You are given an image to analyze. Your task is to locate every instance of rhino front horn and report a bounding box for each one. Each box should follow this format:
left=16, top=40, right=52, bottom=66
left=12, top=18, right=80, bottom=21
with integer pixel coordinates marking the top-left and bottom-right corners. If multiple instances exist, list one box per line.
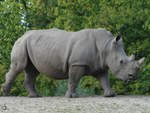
left=137, top=57, right=145, bottom=67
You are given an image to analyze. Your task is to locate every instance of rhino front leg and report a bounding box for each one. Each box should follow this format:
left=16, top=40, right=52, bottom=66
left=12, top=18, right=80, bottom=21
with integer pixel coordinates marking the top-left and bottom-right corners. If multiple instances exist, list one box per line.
left=65, top=66, right=85, bottom=98
left=95, top=71, right=116, bottom=97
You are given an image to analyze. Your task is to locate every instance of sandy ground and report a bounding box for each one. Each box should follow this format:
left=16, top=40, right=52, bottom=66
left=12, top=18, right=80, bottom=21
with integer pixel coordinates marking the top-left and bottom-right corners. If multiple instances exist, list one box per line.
left=0, top=96, right=149, bottom=113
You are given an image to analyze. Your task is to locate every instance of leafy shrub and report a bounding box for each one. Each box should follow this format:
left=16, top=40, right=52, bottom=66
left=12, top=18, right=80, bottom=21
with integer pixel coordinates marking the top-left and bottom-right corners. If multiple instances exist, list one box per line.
left=36, top=75, right=58, bottom=96
left=55, top=76, right=103, bottom=96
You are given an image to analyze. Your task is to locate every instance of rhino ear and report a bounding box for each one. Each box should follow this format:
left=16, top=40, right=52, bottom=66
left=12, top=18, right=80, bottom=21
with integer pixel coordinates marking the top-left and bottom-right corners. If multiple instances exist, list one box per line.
left=116, top=35, right=122, bottom=42
left=112, top=35, right=122, bottom=44
left=137, top=57, right=145, bottom=67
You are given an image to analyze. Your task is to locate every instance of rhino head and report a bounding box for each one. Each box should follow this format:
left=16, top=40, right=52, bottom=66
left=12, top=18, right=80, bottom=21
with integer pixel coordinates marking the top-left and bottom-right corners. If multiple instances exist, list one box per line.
left=106, top=35, right=145, bottom=83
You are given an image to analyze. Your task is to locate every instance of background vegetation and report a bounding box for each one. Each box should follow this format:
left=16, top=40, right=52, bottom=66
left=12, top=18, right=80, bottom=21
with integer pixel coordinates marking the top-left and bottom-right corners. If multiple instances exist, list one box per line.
left=0, top=0, right=150, bottom=96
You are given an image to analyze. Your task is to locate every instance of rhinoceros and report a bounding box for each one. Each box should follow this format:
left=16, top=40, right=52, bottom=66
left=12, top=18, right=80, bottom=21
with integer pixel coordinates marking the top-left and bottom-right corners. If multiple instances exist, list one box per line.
left=2, top=28, right=145, bottom=98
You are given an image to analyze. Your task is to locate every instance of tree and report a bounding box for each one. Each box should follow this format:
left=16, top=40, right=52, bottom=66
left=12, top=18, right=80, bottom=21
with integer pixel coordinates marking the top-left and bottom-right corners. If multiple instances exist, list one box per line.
left=0, top=0, right=150, bottom=96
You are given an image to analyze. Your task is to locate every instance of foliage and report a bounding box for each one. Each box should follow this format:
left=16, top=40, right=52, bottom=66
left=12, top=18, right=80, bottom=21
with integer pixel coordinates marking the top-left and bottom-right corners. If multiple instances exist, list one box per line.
left=55, top=77, right=103, bottom=96
left=0, top=0, right=150, bottom=96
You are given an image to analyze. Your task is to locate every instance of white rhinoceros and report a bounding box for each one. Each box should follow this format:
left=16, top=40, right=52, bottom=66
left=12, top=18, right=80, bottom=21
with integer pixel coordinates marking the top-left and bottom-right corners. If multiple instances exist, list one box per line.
left=2, top=28, right=145, bottom=97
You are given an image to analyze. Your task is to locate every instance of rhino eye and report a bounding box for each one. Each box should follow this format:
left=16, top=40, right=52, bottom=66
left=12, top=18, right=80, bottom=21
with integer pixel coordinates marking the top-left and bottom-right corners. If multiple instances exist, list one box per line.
left=120, top=60, right=124, bottom=64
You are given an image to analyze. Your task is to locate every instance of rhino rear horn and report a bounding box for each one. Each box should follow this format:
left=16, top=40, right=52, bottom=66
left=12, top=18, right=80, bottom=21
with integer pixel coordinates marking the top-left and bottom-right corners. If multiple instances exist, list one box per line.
left=137, top=57, right=145, bottom=67
left=129, top=54, right=135, bottom=61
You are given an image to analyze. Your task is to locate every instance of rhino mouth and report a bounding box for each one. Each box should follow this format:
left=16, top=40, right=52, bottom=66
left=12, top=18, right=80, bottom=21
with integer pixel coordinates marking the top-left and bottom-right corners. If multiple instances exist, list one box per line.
left=124, top=78, right=137, bottom=83
left=123, top=73, right=138, bottom=83
left=124, top=79, right=133, bottom=83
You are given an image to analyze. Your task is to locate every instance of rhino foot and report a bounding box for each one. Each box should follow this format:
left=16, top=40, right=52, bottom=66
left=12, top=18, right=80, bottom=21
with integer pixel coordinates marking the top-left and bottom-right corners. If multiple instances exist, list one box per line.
left=1, top=83, right=11, bottom=96
left=29, top=93, right=42, bottom=98
left=104, top=89, right=116, bottom=97
left=65, top=91, right=78, bottom=98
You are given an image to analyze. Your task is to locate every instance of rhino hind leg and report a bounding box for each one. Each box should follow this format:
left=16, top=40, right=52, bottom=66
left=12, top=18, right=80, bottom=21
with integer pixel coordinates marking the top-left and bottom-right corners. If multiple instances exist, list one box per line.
left=2, top=62, right=24, bottom=96
left=65, top=66, right=85, bottom=98
left=23, top=60, right=41, bottom=97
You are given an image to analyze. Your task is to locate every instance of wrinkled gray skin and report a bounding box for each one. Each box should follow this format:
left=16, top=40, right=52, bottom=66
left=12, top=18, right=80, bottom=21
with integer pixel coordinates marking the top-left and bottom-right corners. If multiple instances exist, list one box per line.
left=2, top=28, right=145, bottom=98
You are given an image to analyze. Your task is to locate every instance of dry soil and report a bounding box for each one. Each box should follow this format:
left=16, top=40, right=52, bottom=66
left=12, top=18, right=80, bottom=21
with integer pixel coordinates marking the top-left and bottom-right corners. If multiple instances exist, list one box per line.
left=0, top=96, right=150, bottom=113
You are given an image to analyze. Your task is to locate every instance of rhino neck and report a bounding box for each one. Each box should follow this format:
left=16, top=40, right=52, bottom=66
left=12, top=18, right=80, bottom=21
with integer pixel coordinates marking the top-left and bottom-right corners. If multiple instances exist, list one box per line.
left=94, top=29, right=113, bottom=70
left=97, top=38, right=112, bottom=70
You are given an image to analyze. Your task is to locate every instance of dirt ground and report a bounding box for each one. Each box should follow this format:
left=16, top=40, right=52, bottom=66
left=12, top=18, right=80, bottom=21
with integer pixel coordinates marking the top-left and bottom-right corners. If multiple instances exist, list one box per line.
left=0, top=96, right=149, bottom=113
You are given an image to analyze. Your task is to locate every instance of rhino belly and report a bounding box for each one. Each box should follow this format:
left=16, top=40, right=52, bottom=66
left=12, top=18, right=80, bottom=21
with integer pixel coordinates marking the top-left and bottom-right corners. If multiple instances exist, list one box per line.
left=32, top=58, right=68, bottom=79
left=41, top=67, right=68, bottom=79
